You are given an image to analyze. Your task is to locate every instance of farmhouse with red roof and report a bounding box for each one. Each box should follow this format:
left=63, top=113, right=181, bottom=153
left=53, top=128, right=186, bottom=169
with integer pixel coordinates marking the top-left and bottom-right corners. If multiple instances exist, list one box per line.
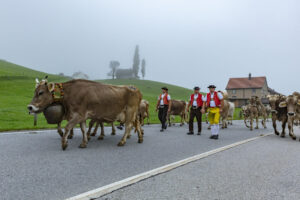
left=226, top=73, right=271, bottom=107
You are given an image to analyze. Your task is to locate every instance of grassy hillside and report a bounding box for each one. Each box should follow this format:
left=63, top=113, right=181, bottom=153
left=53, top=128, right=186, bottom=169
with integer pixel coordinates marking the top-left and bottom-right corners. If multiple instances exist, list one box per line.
left=0, top=60, right=69, bottom=131
left=0, top=60, right=242, bottom=131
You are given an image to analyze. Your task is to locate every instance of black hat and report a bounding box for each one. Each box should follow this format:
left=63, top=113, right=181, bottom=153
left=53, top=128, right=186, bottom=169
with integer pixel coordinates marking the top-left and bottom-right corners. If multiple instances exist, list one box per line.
left=161, top=87, right=168, bottom=91
left=194, top=86, right=200, bottom=90
left=208, top=85, right=216, bottom=88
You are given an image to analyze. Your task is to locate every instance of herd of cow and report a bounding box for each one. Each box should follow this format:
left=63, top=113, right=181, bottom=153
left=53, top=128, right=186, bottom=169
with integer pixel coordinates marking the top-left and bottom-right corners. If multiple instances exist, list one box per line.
left=27, top=78, right=300, bottom=151
left=266, top=92, right=300, bottom=141
left=241, top=92, right=300, bottom=141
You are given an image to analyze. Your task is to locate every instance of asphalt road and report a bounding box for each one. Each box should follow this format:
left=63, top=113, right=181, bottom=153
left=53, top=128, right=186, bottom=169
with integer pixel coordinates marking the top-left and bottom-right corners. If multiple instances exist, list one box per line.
left=0, top=120, right=293, bottom=200
left=99, top=133, right=300, bottom=200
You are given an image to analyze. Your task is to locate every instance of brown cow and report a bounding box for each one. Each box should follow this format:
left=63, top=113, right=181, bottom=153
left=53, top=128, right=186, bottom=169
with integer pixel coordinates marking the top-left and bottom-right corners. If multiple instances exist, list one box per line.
left=279, top=93, right=300, bottom=140
left=248, top=97, right=259, bottom=131
left=167, top=100, right=187, bottom=126
left=28, top=79, right=143, bottom=150
left=241, top=104, right=251, bottom=128
left=254, top=96, right=267, bottom=129
left=220, top=100, right=230, bottom=129
left=267, top=94, right=287, bottom=137
left=139, top=99, right=150, bottom=126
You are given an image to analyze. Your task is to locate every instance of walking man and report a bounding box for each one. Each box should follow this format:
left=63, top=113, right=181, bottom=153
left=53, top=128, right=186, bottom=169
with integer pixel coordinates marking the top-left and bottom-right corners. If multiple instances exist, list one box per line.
left=201, top=85, right=224, bottom=139
left=187, top=86, right=205, bottom=135
left=156, top=87, right=171, bottom=132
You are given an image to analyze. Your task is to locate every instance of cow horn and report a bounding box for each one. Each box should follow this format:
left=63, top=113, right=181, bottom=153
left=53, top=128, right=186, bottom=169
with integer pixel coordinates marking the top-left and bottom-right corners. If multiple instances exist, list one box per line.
left=35, top=78, right=40, bottom=88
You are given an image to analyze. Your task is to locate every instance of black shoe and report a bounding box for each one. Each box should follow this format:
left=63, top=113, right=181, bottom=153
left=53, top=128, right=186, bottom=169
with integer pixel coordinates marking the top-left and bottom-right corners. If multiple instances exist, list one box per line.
left=214, top=135, right=219, bottom=140
left=187, top=132, right=194, bottom=135
left=160, top=129, right=164, bottom=132
left=210, top=135, right=215, bottom=139
left=197, top=132, right=201, bottom=135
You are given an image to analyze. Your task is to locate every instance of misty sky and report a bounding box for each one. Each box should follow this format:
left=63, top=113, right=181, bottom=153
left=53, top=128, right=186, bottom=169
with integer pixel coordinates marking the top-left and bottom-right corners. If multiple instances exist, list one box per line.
left=0, top=0, right=299, bottom=94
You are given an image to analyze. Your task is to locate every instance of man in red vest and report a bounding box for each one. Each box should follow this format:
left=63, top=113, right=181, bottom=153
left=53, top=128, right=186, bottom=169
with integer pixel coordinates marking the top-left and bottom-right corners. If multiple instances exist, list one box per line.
left=202, top=85, right=224, bottom=139
left=156, top=87, right=171, bottom=132
left=187, top=86, right=205, bottom=135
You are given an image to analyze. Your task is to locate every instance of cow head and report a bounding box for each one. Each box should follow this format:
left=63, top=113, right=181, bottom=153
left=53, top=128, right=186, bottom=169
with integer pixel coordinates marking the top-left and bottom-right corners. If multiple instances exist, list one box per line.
left=249, top=97, right=256, bottom=105
left=241, top=105, right=249, bottom=115
left=27, top=77, right=55, bottom=114
left=279, top=95, right=299, bottom=117
left=267, top=94, right=279, bottom=114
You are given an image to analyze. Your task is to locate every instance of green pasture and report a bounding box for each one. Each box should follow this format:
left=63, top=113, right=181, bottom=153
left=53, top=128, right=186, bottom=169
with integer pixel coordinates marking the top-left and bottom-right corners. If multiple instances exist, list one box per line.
left=0, top=60, right=242, bottom=131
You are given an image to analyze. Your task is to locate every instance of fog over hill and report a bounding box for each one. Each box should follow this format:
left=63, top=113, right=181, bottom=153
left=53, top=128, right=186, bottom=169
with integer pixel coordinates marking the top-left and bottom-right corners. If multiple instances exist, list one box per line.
left=1, top=0, right=300, bottom=94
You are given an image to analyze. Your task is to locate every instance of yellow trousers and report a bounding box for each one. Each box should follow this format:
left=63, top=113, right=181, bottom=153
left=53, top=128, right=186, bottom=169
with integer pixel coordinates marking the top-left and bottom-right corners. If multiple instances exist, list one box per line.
left=208, top=107, right=220, bottom=125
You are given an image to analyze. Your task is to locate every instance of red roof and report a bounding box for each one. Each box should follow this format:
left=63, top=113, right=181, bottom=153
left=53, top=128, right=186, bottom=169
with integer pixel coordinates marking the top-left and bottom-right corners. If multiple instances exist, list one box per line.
left=226, top=76, right=267, bottom=89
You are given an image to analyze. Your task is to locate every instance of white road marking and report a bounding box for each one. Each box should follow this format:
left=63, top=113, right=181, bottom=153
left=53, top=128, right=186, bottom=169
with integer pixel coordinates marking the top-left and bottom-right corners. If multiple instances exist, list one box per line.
left=65, top=133, right=272, bottom=200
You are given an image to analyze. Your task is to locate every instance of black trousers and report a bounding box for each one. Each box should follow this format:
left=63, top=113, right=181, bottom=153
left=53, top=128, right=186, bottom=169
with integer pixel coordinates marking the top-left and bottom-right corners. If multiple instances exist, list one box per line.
left=158, top=105, right=168, bottom=129
left=189, top=107, right=202, bottom=133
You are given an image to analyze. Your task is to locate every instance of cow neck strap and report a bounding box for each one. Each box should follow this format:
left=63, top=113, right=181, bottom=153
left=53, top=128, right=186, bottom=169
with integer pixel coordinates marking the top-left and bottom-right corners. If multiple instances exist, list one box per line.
left=52, top=83, right=64, bottom=102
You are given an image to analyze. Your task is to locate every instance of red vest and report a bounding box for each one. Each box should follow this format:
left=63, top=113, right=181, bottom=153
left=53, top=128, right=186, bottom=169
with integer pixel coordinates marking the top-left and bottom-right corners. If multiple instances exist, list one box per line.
left=159, top=93, right=169, bottom=105
left=206, top=92, right=221, bottom=107
left=190, top=93, right=203, bottom=107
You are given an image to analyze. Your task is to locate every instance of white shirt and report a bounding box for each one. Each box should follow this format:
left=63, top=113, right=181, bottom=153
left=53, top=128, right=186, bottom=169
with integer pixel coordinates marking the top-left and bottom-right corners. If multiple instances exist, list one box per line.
left=159, top=93, right=171, bottom=105
left=190, top=94, right=206, bottom=107
left=203, top=92, right=223, bottom=107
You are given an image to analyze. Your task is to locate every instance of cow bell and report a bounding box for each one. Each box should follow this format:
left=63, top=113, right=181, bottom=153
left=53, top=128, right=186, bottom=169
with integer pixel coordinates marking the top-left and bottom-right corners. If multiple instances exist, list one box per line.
left=43, top=104, right=65, bottom=124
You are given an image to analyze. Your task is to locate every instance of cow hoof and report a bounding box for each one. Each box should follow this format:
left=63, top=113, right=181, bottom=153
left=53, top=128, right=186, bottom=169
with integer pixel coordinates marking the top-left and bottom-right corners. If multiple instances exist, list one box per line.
left=280, top=135, right=285, bottom=138
left=147, top=123, right=150, bottom=125
left=255, top=127, right=259, bottom=129
left=91, top=133, right=96, bottom=137
left=111, top=132, right=116, bottom=136
left=98, top=136, right=104, bottom=140
left=127, top=135, right=131, bottom=139
left=62, top=142, right=68, bottom=151
left=275, top=132, right=279, bottom=135
left=118, top=141, right=125, bottom=146
left=79, top=143, right=87, bottom=148
left=250, top=129, right=253, bottom=131
left=138, top=138, right=143, bottom=143
left=87, top=136, right=91, bottom=141
left=68, top=135, right=73, bottom=139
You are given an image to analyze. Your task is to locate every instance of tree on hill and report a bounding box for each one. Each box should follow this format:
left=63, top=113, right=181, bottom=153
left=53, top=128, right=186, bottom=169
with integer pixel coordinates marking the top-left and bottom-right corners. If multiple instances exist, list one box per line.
left=141, top=59, right=146, bottom=79
left=107, top=60, right=120, bottom=79
left=132, top=45, right=140, bottom=78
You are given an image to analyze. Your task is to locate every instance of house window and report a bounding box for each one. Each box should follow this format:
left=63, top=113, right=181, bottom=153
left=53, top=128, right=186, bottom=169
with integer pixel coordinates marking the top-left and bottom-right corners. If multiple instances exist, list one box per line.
left=252, top=89, right=256, bottom=94
left=232, top=90, right=236, bottom=94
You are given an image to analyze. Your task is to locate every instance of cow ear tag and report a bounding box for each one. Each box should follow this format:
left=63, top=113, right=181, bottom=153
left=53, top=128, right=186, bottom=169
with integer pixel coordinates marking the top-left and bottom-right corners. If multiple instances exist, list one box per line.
left=279, top=102, right=287, bottom=108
